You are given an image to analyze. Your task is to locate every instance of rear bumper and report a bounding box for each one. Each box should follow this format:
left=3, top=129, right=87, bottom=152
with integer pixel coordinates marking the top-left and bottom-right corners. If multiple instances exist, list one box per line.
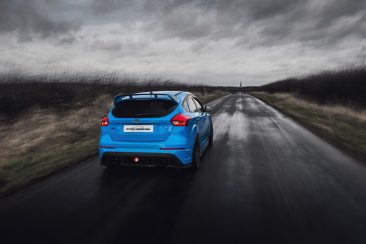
left=101, top=152, right=191, bottom=168
left=99, top=146, right=193, bottom=166
left=99, top=124, right=195, bottom=167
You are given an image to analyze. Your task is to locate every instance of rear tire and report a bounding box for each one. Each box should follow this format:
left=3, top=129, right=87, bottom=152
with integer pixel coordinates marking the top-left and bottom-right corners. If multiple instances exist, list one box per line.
left=192, top=139, right=201, bottom=169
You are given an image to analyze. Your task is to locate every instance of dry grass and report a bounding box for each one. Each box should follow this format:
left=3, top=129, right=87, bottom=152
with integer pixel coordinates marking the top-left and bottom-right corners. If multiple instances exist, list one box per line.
left=0, top=90, right=228, bottom=196
left=0, top=95, right=111, bottom=194
left=252, top=92, right=366, bottom=162
left=269, top=93, right=366, bottom=122
left=195, top=90, right=228, bottom=104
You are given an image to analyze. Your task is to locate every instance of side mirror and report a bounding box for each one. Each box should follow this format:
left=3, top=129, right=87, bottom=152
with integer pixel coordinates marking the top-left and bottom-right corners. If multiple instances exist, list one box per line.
left=204, top=105, right=213, bottom=112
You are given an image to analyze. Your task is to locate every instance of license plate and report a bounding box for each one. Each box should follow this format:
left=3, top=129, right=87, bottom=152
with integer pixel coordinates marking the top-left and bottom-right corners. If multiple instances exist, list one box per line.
left=123, top=125, right=153, bottom=133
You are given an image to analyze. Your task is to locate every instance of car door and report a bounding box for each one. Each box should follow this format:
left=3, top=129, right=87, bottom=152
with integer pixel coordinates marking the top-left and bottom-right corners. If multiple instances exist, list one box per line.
left=186, top=96, right=204, bottom=145
left=193, top=97, right=210, bottom=147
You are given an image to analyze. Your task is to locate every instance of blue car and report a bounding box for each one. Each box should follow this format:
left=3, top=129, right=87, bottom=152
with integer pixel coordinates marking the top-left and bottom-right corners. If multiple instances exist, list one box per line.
left=99, top=91, right=213, bottom=169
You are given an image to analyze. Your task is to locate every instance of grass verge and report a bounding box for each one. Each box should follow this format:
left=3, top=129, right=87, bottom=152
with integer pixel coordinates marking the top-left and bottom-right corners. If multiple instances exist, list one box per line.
left=0, top=90, right=228, bottom=197
left=251, top=92, right=366, bottom=163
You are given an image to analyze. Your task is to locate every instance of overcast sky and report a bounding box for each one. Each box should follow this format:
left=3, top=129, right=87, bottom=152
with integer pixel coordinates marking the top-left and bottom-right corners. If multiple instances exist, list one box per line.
left=0, top=0, right=365, bottom=86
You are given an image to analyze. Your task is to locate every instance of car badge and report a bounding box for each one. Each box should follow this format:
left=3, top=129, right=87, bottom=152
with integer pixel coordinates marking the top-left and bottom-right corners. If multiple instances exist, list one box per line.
left=134, top=119, right=140, bottom=123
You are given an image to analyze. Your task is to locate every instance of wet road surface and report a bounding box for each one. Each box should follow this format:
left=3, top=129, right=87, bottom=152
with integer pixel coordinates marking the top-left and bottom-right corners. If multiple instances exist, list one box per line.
left=1, top=94, right=366, bottom=244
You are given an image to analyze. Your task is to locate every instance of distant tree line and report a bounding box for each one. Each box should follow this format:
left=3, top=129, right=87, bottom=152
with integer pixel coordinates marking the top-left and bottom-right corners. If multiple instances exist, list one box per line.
left=259, top=66, right=366, bottom=108
left=0, top=71, right=237, bottom=118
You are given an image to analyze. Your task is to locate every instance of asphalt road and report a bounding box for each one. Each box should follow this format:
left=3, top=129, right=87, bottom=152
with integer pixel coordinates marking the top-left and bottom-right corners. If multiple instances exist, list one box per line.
left=1, top=93, right=366, bottom=244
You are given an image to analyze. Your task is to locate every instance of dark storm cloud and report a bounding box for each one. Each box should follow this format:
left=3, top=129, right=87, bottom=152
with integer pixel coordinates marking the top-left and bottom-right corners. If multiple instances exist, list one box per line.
left=2, top=0, right=365, bottom=46
left=91, top=0, right=136, bottom=15
left=244, top=0, right=304, bottom=19
left=0, top=0, right=80, bottom=40
left=315, top=0, right=366, bottom=27
left=266, top=0, right=366, bottom=45
left=0, top=0, right=365, bottom=85
left=139, top=0, right=366, bottom=47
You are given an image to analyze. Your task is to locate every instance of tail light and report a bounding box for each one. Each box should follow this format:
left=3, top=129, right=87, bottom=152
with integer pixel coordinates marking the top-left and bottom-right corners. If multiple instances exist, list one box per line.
left=171, top=114, right=191, bottom=126
left=101, top=116, right=109, bottom=126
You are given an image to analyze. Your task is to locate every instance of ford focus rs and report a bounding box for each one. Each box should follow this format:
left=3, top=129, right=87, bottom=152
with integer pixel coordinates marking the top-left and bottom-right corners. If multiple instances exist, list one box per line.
left=98, top=91, right=213, bottom=169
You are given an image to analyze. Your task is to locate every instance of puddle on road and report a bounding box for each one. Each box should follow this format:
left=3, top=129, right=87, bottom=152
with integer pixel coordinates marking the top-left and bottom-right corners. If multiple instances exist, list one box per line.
left=213, top=111, right=249, bottom=145
left=236, top=97, right=244, bottom=111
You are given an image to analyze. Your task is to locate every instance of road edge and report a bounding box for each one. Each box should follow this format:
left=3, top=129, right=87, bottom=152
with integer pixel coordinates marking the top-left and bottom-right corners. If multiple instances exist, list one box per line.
left=250, top=93, right=366, bottom=164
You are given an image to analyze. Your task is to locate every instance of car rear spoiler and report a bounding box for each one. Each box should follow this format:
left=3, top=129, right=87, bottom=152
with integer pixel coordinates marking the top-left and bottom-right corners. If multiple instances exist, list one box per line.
left=114, top=93, right=178, bottom=105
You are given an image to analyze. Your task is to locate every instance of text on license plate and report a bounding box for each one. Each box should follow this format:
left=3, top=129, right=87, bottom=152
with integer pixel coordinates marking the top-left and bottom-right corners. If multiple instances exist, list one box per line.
left=123, top=125, right=154, bottom=133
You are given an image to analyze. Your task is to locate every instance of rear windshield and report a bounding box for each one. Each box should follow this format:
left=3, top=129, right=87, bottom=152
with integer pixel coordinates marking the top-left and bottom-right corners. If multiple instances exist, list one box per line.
left=112, top=99, right=177, bottom=118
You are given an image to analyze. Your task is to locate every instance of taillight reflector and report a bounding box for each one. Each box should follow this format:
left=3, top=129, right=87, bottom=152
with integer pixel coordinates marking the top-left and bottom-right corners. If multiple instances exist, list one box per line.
left=171, top=114, right=191, bottom=126
left=101, top=116, right=109, bottom=126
